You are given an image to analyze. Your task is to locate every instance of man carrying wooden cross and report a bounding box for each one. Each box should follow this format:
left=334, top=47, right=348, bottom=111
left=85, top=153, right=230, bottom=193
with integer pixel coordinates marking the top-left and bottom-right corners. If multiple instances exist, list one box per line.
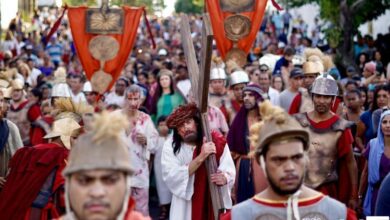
left=161, top=103, right=235, bottom=220
left=160, top=13, right=235, bottom=220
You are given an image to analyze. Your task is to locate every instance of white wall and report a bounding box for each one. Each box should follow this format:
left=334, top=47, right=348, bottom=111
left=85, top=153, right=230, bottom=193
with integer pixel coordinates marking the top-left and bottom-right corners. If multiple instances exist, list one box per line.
left=359, top=10, right=390, bottom=37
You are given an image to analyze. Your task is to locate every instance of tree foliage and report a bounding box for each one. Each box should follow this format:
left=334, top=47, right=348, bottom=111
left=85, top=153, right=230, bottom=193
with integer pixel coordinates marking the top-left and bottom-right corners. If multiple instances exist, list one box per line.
left=287, top=0, right=390, bottom=67
left=175, top=0, right=204, bottom=14
left=287, top=0, right=390, bottom=31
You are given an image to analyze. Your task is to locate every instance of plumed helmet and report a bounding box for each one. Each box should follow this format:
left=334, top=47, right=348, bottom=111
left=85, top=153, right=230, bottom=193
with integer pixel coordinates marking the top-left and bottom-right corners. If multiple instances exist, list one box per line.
left=210, top=68, right=227, bottom=80
left=302, top=61, right=324, bottom=75
left=52, top=83, right=72, bottom=98
left=250, top=101, right=309, bottom=162
left=43, top=118, right=81, bottom=149
left=229, top=70, right=249, bottom=87
left=311, top=73, right=338, bottom=96
left=63, top=111, right=133, bottom=176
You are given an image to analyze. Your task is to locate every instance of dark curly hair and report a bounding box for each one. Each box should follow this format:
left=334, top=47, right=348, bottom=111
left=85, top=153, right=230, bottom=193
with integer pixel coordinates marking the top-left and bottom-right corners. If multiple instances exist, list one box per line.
left=172, top=114, right=204, bottom=155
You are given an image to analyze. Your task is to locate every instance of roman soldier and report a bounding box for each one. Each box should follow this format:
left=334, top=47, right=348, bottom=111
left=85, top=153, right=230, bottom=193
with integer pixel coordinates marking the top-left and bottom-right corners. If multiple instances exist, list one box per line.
left=289, top=48, right=342, bottom=115
left=60, top=111, right=149, bottom=220
left=220, top=70, right=249, bottom=125
left=0, top=117, right=81, bottom=219
left=222, top=101, right=357, bottom=220
left=293, top=74, right=358, bottom=208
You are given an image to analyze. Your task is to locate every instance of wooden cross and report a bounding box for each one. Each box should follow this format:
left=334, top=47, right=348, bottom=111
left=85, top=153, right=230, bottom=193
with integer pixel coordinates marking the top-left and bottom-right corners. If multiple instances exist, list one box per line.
left=180, top=14, right=226, bottom=219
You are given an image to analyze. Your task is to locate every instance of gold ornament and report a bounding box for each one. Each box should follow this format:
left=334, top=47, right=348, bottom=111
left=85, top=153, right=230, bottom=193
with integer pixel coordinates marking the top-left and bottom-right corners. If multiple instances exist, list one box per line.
left=88, top=36, right=119, bottom=94
left=220, top=0, right=255, bottom=13
left=86, top=9, right=124, bottom=34
left=224, top=14, right=251, bottom=41
left=225, top=48, right=247, bottom=67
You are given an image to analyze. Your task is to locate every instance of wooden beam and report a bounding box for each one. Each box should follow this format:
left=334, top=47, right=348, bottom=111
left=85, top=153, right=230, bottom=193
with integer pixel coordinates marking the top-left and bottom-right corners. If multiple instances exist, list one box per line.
left=199, top=13, right=226, bottom=220
left=180, top=12, right=226, bottom=220
left=180, top=14, right=200, bottom=103
left=199, top=13, right=214, bottom=114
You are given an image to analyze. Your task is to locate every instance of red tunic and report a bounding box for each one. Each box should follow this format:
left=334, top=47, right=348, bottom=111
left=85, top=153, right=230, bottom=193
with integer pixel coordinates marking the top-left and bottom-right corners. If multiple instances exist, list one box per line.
left=0, top=143, right=69, bottom=220
left=305, top=114, right=354, bottom=204
left=192, top=131, right=226, bottom=220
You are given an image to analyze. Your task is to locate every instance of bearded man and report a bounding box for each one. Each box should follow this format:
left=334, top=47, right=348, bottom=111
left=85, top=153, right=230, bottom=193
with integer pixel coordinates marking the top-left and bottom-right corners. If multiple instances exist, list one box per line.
left=161, top=103, right=235, bottom=220
left=222, top=101, right=357, bottom=220
left=227, top=84, right=268, bottom=203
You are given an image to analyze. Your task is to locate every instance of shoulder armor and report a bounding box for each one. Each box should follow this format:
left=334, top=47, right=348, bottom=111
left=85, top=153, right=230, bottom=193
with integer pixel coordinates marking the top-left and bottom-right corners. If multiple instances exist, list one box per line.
left=331, top=117, right=354, bottom=132
left=293, top=113, right=310, bottom=127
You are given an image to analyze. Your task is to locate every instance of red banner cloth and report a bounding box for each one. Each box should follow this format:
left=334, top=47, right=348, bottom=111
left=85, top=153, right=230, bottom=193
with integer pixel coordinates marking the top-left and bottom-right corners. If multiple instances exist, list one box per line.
left=67, top=6, right=143, bottom=92
left=206, top=0, right=268, bottom=59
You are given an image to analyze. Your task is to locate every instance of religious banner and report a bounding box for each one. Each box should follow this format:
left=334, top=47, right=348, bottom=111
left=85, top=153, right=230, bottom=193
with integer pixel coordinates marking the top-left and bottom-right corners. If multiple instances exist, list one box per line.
left=67, top=5, right=143, bottom=93
left=206, top=0, right=282, bottom=67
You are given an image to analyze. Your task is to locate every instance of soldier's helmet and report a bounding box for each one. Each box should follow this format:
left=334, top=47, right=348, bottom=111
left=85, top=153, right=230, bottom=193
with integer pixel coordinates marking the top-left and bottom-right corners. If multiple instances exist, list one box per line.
left=311, top=73, right=338, bottom=96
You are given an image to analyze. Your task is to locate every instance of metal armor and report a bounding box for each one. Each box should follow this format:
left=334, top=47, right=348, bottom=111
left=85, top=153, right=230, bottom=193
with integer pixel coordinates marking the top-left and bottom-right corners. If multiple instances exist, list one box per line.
left=298, top=88, right=314, bottom=114
left=294, top=113, right=352, bottom=188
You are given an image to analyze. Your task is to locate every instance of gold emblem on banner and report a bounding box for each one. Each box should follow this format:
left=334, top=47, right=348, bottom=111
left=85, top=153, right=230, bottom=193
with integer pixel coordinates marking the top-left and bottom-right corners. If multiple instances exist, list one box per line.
left=220, top=0, right=254, bottom=13
left=225, top=47, right=247, bottom=67
left=224, top=14, right=251, bottom=41
left=88, top=36, right=120, bottom=93
left=86, top=3, right=124, bottom=34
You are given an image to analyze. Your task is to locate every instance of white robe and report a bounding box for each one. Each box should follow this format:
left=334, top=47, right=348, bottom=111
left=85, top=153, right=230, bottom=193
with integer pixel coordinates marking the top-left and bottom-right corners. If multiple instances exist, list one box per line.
left=123, top=111, right=158, bottom=189
left=152, top=135, right=172, bottom=205
left=161, top=137, right=236, bottom=220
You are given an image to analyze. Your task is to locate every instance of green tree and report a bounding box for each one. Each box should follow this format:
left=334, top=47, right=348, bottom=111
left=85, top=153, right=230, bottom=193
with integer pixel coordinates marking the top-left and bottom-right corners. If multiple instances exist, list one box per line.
left=175, top=0, right=204, bottom=14
left=287, top=0, right=390, bottom=68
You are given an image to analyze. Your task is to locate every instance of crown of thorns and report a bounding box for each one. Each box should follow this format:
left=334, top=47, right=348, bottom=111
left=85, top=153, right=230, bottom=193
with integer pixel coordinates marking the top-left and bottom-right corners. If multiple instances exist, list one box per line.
left=166, top=103, right=199, bottom=129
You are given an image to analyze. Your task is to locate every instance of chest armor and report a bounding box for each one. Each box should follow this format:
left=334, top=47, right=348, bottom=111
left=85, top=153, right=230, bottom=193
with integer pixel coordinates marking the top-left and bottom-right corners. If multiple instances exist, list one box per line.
left=7, top=105, right=30, bottom=143
left=306, top=129, right=341, bottom=188
left=294, top=113, right=352, bottom=189
left=299, top=89, right=314, bottom=113
left=232, top=196, right=347, bottom=220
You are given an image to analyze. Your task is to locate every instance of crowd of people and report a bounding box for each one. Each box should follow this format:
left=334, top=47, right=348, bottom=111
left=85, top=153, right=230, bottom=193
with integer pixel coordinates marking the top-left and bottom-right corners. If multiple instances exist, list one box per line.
left=1, top=5, right=390, bottom=220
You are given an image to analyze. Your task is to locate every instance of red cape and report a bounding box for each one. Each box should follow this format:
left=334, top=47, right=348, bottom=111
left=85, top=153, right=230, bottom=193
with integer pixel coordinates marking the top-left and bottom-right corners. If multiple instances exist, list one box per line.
left=0, top=143, right=69, bottom=220
left=30, top=116, right=54, bottom=146
left=192, top=131, right=226, bottom=220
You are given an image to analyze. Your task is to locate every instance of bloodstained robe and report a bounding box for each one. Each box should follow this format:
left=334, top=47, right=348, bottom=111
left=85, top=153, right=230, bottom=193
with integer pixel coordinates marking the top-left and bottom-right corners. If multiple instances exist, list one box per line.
left=0, top=143, right=69, bottom=220
left=297, top=113, right=355, bottom=205
left=161, top=131, right=235, bottom=220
